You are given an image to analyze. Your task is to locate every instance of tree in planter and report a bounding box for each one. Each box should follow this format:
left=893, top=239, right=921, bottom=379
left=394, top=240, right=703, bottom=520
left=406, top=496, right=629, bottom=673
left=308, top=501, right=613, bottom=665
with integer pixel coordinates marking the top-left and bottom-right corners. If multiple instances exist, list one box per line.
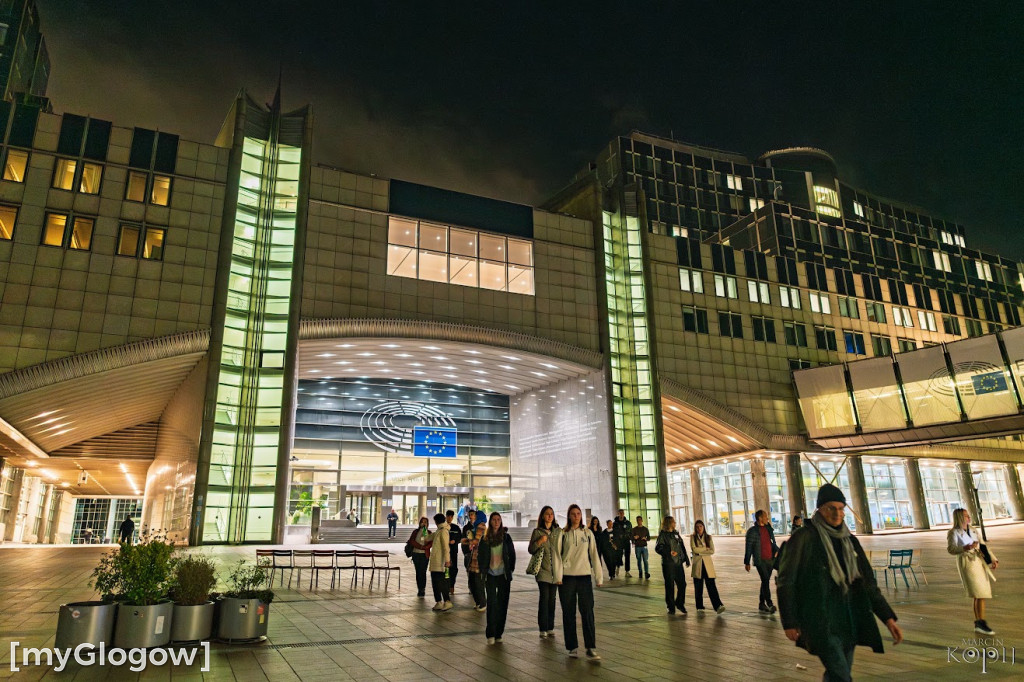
left=172, top=555, right=218, bottom=606
left=91, top=531, right=177, bottom=605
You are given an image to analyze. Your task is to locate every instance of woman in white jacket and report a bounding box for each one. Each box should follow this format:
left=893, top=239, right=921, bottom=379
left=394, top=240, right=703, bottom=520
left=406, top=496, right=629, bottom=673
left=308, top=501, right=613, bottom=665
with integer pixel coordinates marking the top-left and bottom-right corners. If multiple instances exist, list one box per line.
left=551, top=504, right=603, bottom=661
left=947, top=507, right=999, bottom=635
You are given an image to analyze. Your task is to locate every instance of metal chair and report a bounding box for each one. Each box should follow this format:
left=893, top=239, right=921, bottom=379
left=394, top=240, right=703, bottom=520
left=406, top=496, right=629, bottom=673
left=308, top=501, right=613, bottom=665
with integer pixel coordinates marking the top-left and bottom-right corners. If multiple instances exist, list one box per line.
left=867, top=549, right=889, bottom=582
left=310, top=550, right=336, bottom=590
left=371, top=550, right=401, bottom=589
left=354, top=550, right=376, bottom=587
left=256, top=549, right=273, bottom=583
left=271, top=550, right=293, bottom=588
left=908, top=548, right=928, bottom=585
left=885, top=549, right=915, bottom=588
left=290, top=550, right=314, bottom=589
left=333, top=549, right=358, bottom=588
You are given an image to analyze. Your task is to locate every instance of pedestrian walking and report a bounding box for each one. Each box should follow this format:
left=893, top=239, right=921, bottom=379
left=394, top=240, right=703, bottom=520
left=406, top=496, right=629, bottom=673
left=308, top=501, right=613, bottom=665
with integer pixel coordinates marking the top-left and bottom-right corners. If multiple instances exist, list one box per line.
left=118, top=515, right=135, bottom=544
left=690, top=520, right=725, bottom=614
left=947, top=507, right=999, bottom=635
left=590, top=517, right=617, bottom=579
left=478, top=512, right=516, bottom=644
left=387, top=508, right=398, bottom=538
left=654, top=515, right=690, bottom=614
left=463, top=520, right=487, bottom=611
left=407, top=517, right=432, bottom=597
left=83, top=528, right=93, bottom=544
left=552, top=504, right=603, bottom=661
left=778, top=484, right=903, bottom=682
left=446, top=510, right=462, bottom=595
left=792, top=515, right=803, bottom=529
left=744, top=509, right=779, bottom=613
left=528, top=505, right=560, bottom=638
left=612, top=509, right=633, bottom=577
left=427, top=513, right=452, bottom=612
left=632, top=516, right=651, bottom=579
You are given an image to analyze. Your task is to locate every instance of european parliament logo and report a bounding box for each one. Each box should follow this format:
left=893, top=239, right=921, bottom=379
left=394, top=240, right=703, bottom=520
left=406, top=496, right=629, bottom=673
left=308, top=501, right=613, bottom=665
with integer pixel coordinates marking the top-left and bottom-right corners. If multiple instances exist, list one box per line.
left=413, top=426, right=457, bottom=458
left=971, top=371, right=1008, bottom=395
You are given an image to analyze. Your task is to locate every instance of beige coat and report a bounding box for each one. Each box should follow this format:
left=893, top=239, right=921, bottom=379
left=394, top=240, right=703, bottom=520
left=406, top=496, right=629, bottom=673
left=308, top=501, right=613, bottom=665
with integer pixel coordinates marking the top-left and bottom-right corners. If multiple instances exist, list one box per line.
left=690, top=533, right=717, bottom=579
left=947, top=526, right=997, bottom=599
left=428, top=523, right=450, bottom=572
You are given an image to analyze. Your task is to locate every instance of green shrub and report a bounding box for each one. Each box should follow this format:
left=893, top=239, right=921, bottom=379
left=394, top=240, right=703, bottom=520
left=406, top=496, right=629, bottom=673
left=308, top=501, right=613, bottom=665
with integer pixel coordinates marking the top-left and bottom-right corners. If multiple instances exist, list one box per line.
left=172, top=555, right=218, bottom=606
left=91, top=532, right=177, bottom=605
left=223, top=559, right=274, bottom=604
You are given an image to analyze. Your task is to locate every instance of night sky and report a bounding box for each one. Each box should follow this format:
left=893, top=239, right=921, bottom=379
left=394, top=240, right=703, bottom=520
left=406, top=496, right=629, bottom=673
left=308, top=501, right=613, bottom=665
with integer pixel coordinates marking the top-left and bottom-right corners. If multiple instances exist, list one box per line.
left=36, top=2, right=1024, bottom=258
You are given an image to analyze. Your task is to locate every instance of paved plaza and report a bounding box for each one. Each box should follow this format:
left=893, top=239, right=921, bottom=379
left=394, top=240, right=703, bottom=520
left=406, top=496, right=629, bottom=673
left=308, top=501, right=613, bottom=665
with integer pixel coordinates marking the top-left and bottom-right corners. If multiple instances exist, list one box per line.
left=1, top=523, right=1022, bottom=681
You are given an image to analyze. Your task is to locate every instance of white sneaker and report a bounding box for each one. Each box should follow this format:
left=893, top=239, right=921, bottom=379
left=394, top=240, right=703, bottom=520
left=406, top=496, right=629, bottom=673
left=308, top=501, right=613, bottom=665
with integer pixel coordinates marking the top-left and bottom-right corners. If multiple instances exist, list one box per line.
left=626, top=571, right=632, bottom=577
left=487, top=637, right=495, bottom=645
left=568, top=648, right=579, bottom=658
left=547, top=630, right=556, bottom=638
left=441, top=601, right=453, bottom=611
left=539, top=631, right=548, bottom=638
left=716, top=605, right=726, bottom=614
left=586, top=649, right=601, bottom=661
left=495, top=637, right=503, bottom=643
left=475, top=605, right=486, bottom=612
left=432, top=602, right=442, bottom=611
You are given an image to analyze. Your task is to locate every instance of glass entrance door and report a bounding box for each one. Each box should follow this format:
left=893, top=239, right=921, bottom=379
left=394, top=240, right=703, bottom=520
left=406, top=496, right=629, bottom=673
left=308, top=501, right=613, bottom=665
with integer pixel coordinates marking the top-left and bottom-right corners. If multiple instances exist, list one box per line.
left=343, top=493, right=379, bottom=525
left=393, top=493, right=424, bottom=525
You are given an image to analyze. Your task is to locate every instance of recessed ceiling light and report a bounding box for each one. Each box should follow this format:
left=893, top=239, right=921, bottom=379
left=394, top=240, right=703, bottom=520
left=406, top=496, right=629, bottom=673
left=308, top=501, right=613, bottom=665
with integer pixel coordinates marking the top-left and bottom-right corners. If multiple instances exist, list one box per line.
left=317, top=353, right=336, bottom=358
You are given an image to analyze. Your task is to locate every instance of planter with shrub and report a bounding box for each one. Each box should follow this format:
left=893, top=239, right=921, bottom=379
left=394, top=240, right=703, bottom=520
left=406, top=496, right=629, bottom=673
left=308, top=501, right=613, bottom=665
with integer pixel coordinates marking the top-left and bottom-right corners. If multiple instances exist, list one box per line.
left=54, top=601, right=117, bottom=649
left=170, top=554, right=218, bottom=643
left=216, top=559, right=274, bottom=642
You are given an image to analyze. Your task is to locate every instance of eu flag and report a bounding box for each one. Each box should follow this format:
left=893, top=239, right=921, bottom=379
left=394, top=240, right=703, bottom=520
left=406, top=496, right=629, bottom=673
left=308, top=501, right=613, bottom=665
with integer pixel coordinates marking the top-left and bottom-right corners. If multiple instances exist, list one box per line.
left=971, top=371, right=1008, bottom=395
left=413, top=426, right=457, bottom=457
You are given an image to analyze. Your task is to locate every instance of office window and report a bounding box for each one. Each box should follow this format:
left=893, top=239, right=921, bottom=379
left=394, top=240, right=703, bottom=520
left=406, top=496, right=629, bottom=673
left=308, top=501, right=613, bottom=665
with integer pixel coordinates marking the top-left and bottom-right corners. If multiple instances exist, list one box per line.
left=748, top=197, right=765, bottom=211
left=956, top=234, right=966, bottom=248
left=672, top=225, right=688, bottom=238
left=853, top=200, right=864, bottom=218
left=838, top=296, right=859, bottom=319
left=789, top=359, right=813, bottom=370
left=784, top=322, right=808, bottom=347
left=808, top=292, right=831, bottom=314
left=714, top=274, right=738, bottom=299
left=940, top=230, right=954, bottom=246
left=843, top=331, right=866, bottom=355
left=151, top=174, right=171, bottom=205
left=931, top=250, right=951, bottom=272
left=813, top=185, right=841, bottom=217
left=814, top=325, right=838, bottom=351
left=747, top=280, right=770, bottom=303
left=126, top=171, right=147, bottom=202
left=3, top=149, right=28, bottom=182
left=42, top=213, right=67, bottom=246
left=726, top=173, right=743, bottom=190
left=69, top=217, right=94, bottom=250
left=942, top=315, right=961, bottom=336
left=752, top=316, right=776, bottom=343
left=892, top=306, right=913, bottom=327
left=143, top=227, right=165, bottom=260
left=966, top=319, right=984, bottom=338
left=79, top=162, right=103, bottom=194
left=975, top=260, right=993, bottom=282
left=718, top=312, right=743, bottom=339
left=917, top=310, right=937, bottom=332
left=866, top=302, right=886, bottom=323
left=117, top=224, right=141, bottom=256
left=682, top=306, right=709, bottom=334
left=779, top=285, right=801, bottom=309
left=52, top=158, right=77, bottom=190
left=871, top=334, right=892, bottom=357
left=897, top=338, right=917, bottom=352
left=679, top=267, right=704, bottom=293
left=0, top=205, right=16, bottom=240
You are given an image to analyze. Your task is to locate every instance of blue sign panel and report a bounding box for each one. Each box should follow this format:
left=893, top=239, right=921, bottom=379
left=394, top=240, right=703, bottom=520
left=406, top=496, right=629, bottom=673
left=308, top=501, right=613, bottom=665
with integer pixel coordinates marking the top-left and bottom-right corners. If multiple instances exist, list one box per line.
left=413, top=426, right=457, bottom=458
left=972, top=371, right=1008, bottom=395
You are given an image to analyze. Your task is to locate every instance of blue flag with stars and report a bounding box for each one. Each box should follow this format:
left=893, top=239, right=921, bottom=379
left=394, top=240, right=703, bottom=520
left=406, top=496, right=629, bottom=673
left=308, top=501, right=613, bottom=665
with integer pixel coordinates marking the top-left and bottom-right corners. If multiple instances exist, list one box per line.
left=413, top=426, right=457, bottom=457
left=971, top=371, right=1008, bottom=395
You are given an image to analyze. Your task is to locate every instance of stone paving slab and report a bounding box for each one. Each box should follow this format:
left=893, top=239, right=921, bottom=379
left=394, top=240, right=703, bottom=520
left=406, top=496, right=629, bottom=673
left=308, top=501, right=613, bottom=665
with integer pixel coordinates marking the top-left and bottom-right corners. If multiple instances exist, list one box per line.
left=1, top=523, right=1023, bottom=680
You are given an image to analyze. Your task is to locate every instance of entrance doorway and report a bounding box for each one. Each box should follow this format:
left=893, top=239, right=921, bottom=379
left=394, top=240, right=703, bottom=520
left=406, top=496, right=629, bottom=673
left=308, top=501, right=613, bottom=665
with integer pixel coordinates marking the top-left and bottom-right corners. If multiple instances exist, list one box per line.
left=343, top=493, right=379, bottom=525
left=392, top=493, right=424, bottom=525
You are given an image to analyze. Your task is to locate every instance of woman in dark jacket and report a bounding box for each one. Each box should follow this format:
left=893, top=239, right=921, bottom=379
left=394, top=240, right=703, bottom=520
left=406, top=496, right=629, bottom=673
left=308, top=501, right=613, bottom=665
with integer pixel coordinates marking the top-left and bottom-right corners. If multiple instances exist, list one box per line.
left=654, top=515, right=691, bottom=614
left=528, top=506, right=559, bottom=638
left=407, top=516, right=433, bottom=597
left=477, top=512, right=517, bottom=644
left=589, top=516, right=617, bottom=580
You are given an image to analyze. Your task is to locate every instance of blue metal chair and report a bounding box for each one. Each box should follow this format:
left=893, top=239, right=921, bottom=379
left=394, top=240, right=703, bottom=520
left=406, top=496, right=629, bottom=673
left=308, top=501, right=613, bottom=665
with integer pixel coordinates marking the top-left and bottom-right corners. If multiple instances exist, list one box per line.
left=885, top=549, right=915, bottom=588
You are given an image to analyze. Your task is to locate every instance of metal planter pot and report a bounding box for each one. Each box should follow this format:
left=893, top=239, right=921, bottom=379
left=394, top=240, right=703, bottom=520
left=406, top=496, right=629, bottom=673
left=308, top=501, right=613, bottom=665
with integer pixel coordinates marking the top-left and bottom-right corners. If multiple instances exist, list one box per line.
left=216, top=597, right=269, bottom=642
left=113, top=600, right=174, bottom=648
left=171, top=602, right=215, bottom=643
left=55, top=601, right=117, bottom=649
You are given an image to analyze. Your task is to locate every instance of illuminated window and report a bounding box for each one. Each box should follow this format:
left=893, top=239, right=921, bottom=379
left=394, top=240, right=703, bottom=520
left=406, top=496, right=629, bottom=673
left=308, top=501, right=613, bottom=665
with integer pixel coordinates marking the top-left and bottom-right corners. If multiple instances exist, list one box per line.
left=931, top=250, right=951, bottom=272
left=975, top=260, right=993, bottom=282
left=838, top=296, right=859, bottom=318
left=151, top=174, right=171, bottom=205
left=871, top=334, right=892, bottom=356
left=117, top=224, right=140, bottom=256
left=808, top=292, right=831, bottom=314
left=42, top=213, right=66, bottom=246
left=813, top=185, right=841, bottom=217
left=679, top=267, right=703, bottom=293
left=69, top=217, right=94, bottom=250
left=79, top=162, right=103, bottom=194
left=143, top=227, right=165, bottom=260
left=125, top=171, right=147, bottom=202
left=747, top=280, right=770, bottom=303
left=917, top=310, right=937, bottom=332
left=866, top=302, right=886, bottom=323
left=853, top=201, right=865, bottom=218
left=3, top=149, right=27, bottom=182
left=714, top=274, right=738, bottom=299
left=779, top=285, right=801, bottom=309
left=672, top=225, right=688, bottom=238
left=748, top=197, right=765, bottom=212
left=52, top=158, right=77, bottom=190
left=0, top=205, right=16, bottom=239
left=843, top=331, right=866, bottom=355
left=892, top=306, right=914, bottom=327
left=726, top=174, right=743, bottom=190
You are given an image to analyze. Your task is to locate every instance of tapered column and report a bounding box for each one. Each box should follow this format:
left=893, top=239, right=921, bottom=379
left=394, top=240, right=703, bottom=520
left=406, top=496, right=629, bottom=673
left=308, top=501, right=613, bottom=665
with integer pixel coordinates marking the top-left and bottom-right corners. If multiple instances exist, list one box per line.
left=750, top=458, right=770, bottom=518
left=954, top=461, right=981, bottom=522
left=784, top=453, right=805, bottom=519
left=689, top=467, right=704, bottom=526
left=36, top=484, right=53, bottom=544
left=903, top=459, right=930, bottom=530
left=845, top=455, right=873, bottom=534
left=1002, top=463, right=1024, bottom=521
left=2, top=469, right=24, bottom=541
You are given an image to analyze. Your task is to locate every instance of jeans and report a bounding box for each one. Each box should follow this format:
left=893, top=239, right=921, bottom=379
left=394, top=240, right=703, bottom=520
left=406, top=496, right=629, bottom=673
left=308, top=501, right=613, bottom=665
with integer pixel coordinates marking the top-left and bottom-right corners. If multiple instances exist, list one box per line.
left=619, top=545, right=631, bottom=572
left=412, top=553, right=428, bottom=595
left=755, top=558, right=774, bottom=607
left=661, top=562, right=687, bottom=611
left=635, top=546, right=650, bottom=576
left=538, top=581, right=557, bottom=632
left=484, top=573, right=511, bottom=638
left=388, top=521, right=397, bottom=538
left=817, top=636, right=856, bottom=682
left=693, top=564, right=723, bottom=610
left=430, top=571, right=449, bottom=603
left=468, top=571, right=486, bottom=608
left=558, top=575, right=596, bottom=651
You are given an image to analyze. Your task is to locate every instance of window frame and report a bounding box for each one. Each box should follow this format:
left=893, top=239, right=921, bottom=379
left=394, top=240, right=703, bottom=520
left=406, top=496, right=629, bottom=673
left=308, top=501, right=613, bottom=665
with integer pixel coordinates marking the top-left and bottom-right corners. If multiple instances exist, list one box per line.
left=51, top=157, right=78, bottom=191
left=779, top=285, right=801, bottom=310
left=0, top=203, right=18, bottom=240
left=2, top=148, right=29, bottom=183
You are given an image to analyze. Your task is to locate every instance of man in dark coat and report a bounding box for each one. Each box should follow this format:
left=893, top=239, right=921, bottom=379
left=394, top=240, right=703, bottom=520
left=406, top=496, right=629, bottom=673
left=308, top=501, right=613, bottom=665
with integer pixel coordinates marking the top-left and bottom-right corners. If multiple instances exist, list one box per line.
left=778, top=484, right=903, bottom=682
left=386, top=508, right=399, bottom=538
left=118, top=515, right=135, bottom=544
left=612, top=510, right=633, bottom=576
left=744, top=509, right=779, bottom=613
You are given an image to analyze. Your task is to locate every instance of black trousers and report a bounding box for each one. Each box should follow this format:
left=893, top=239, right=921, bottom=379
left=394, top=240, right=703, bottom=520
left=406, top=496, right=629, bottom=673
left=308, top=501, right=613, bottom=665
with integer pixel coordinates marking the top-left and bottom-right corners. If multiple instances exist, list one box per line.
left=537, top=581, right=557, bottom=632
left=484, top=573, right=511, bottom=638
left=430, top=571, right=449, bottom=603
left=387, top=521, right=397, bottom=537
left=661, top=562, right=687, bottom=612
left=603, top=551, right=618, bottom=578
left=412, top=553, right=428, bottom=595
left=619, top=545, right=631, bottom=571
left=558, top=575, right=596, bottom=651
left=755, top=558, right=774, bottom=607
left=468, top=571, right=486, bottom=607
left=693, top=563, right=723, bottom=610
left=448, top=557, right=459, bottom=590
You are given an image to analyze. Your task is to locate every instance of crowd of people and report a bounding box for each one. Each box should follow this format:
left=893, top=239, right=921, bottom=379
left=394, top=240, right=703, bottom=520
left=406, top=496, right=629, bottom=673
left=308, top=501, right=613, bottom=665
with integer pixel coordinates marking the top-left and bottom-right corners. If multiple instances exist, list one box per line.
left=403, top=486, right=1001, bottom=679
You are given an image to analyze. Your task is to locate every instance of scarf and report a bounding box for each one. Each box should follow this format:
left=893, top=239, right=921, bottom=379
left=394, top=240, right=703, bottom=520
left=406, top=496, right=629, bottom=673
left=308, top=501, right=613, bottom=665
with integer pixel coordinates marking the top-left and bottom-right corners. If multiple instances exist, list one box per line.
left=811, top=511, right=861, bottom=592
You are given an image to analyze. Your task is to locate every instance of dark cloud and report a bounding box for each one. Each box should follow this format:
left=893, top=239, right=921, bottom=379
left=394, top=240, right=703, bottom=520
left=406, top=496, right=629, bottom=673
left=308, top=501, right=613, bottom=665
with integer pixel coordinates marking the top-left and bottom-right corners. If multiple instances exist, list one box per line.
left=36, top=1, right=1024, bottom=258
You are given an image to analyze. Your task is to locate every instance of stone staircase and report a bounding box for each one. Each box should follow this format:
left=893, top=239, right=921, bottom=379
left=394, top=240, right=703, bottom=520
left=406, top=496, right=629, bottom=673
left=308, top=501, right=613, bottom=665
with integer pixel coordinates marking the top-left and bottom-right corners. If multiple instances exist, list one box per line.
left=316, top=525, right=534, bottom=545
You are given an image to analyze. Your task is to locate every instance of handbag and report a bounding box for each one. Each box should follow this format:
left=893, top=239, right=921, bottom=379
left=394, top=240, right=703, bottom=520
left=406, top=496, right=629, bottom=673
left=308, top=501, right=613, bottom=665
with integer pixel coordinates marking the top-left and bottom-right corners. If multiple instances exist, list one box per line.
left=404, top=542, right=414, bottom=558
left=979, top=542, right=993, bottom=565
left=526, top=548, right=544, bottom=575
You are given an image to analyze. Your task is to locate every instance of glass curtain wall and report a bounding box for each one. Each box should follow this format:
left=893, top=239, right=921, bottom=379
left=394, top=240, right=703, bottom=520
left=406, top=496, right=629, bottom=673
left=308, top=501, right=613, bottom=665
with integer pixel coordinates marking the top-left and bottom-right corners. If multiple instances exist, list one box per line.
left=205, top=134, right=301, bottom=543
left=801, top=458, right=856, bottom=531
left=668, top=468, right=693, bottom=532
left=975, top=467, right=1010, bottom=520
left=765, top=458, right=792, bottom=534
left=698, top=461, right=753, bottom=536
left=920, top=462, right=963, bottom=525
left=862, top=459, right=913, bottom=530
left=603, top=209, right=664, bottom=523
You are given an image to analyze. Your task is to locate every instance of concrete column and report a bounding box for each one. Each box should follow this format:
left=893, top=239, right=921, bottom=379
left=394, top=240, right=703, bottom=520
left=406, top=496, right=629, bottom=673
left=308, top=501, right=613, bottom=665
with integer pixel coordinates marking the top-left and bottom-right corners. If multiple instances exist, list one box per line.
left=379, top=486, right=394, bottom=527
left=954, top=461, right=982, bottom=522
left=902, top=459, right=930, bottom=530
left=750, top=458, right=770, bottom=518
left=48, top=491, right=63, bottom=544
left=36, top=484, right=53, bottom=544
left=845, top=455, right=873, bottom=535
left=2, top=469, right=25, bottom=542
left=689, top=467, right=704, bottom=527
left=1002, top=463, right=1024, bottom=521
left=784, top=453, right=806, bottom=519
left=426, top=486, right=439, bottom=519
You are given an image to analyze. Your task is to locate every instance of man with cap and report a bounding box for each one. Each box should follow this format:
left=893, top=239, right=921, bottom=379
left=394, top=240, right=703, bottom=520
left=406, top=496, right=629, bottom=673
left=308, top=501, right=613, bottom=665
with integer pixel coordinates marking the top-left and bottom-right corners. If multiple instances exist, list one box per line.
left=777, top=483, right=903, bottom=682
